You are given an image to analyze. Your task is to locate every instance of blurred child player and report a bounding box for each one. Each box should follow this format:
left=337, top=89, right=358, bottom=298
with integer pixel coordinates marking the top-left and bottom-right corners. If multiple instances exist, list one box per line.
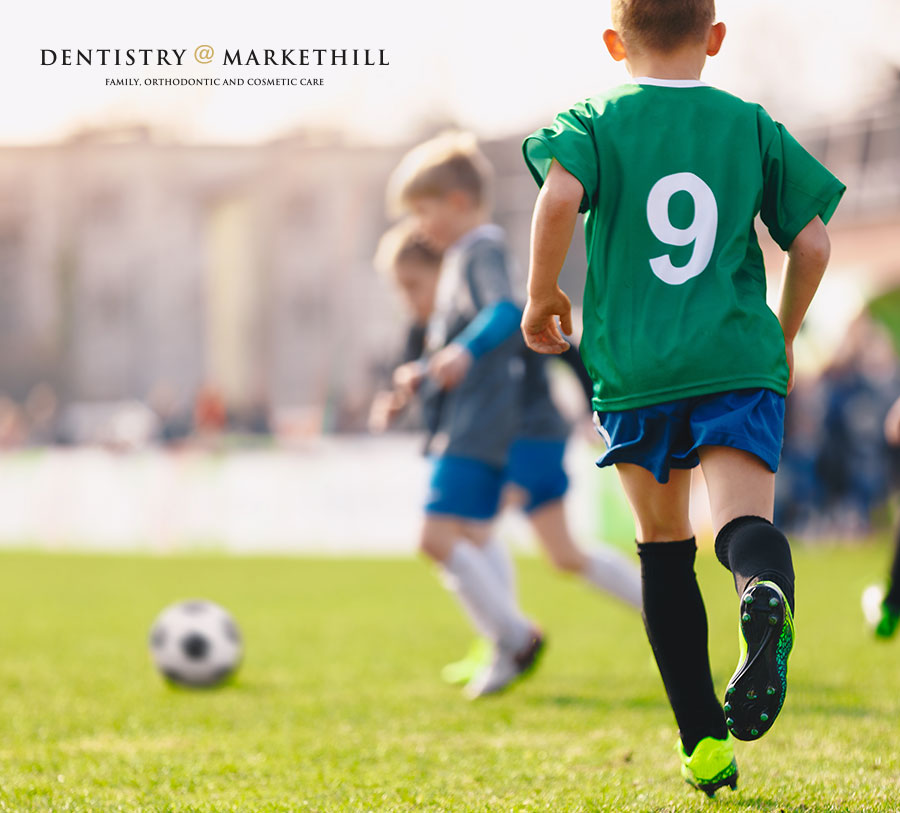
left=862, top=393, right=900, bottom=638
left=521, top=0, right=844, bottom=797
left=385, top=136, right=545, bottom=698
left=372, top=218, right=642, bottom=686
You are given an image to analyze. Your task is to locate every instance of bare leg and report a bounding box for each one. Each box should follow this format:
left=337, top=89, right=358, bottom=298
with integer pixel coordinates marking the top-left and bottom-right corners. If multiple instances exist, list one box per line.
left=698, top=445, right=794, bottom=743
left=528, top=500, right=587, bottom=572
left=419, top=515, right=491, bottom=563
left=698, top=446, right=774, bottom=536
left=615, top=463, right=726, bottom=754
left=615, top=463, right=693, bottom=542
left=698, top=444, right=792, bottom=606
left=529, top=499, right=641, bottom=608
left=420, top=514, right=531, bottom=652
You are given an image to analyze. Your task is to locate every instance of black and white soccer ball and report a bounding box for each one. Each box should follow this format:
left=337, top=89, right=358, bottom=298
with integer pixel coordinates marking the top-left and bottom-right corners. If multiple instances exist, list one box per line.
left=148, top=599, right=242, bottom=687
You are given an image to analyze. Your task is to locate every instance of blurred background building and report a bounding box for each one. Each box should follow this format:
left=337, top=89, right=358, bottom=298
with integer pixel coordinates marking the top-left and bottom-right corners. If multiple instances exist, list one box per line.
left=1, top=40, right=899, bottom=549
left=2, top=74, right=898, bottom=439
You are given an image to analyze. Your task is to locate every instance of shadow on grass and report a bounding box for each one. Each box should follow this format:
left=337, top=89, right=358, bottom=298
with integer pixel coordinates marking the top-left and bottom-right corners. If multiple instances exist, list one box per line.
left=159, top=672, right=243, bottom=692
left=534, top=693, right=669, bottom=712
left=727, top=795, right=795, bottom=811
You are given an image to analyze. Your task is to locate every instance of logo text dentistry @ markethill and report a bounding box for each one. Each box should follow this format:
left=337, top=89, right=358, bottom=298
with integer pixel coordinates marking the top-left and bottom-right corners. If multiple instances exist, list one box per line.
left=40, top=47, right=390, bottom=67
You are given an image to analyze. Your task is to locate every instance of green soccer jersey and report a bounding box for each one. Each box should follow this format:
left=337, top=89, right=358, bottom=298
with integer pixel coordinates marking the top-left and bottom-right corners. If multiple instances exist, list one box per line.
left=523, top=79, right=846, bottom=412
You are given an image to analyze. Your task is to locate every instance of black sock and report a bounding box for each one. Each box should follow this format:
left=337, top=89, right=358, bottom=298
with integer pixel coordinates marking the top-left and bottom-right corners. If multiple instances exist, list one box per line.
left=714, top=516, right=795, bottom=613
left=637, top=538, right=727, bottom=755
left=885, top=522, right=900, bottom=609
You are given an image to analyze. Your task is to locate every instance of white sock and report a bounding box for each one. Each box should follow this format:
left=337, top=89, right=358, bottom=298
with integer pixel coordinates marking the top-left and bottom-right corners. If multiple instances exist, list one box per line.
left=481, top=537, right=516, bottom=599
left=582, top=545, right=643, bottom=609
left=442, top=542, right=532, bottom=652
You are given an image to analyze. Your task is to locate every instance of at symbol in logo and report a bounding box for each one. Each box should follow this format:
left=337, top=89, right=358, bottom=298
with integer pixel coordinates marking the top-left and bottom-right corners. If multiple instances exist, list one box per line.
left=194, top=45, right=214, bottom=64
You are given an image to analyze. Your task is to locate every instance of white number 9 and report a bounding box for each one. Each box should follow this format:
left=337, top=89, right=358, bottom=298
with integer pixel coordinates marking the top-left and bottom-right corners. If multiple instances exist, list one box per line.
left=646, top=172, right=718, bottom=285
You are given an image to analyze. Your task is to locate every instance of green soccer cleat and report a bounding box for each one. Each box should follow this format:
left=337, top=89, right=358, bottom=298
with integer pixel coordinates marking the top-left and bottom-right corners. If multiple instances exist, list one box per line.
left=677, top=733, right=738, bottom=797
left=441, top=637, right=491, bottom=685
left=861, top=584, right=900, bottom=640
left=724, top=580, right=794, bottom=741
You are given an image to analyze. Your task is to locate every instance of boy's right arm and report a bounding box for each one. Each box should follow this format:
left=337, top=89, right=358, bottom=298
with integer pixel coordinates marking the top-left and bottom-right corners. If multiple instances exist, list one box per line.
left=775, top=215, right=831, bottom=394
left=522, top=160, right=582, bottom=354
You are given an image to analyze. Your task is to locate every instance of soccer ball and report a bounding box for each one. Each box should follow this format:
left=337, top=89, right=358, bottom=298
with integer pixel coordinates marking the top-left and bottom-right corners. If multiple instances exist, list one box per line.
left=148, top=599, right=242, bottom=687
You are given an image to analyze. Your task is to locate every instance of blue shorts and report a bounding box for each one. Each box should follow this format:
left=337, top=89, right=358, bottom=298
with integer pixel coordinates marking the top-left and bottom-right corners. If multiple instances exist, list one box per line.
left=594, top=388, right=785, bottom=484
left=425, top=455, right=504, bottom=521
left=424, top=439, right=570, bottom=520
left=505, top=438, right=569, bottom=513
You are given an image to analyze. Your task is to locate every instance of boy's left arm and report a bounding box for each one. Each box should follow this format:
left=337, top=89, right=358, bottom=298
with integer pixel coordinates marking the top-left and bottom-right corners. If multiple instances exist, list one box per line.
left=428, top=299, right=522, bottom=389
left=775, top=216, right=832, bottom=394
left=428, top=243, right=522, bottom=389
left=522, top=159, right=583, bottom=354
left=758, top=109, right=845, bottom=394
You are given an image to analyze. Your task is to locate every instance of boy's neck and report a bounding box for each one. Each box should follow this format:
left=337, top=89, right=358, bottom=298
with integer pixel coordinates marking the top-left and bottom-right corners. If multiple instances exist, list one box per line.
left=626, top=46, right=706, bottom=81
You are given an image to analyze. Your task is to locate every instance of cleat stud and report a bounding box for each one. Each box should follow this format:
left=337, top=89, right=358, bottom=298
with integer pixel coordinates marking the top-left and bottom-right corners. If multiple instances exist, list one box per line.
left=724, top=703, right=732, bottom=713
left=744, top=595, right=754, bottom=604
left=742, top=613, right=752, bottom=623
left=769, top=597, right=779, bottom=608
left=766, top=686, right=777, bottom=696
left=726, top=686, right=735, bottom=696
left=746, top=690, right=757, bottom=700
left=750, top=728, right=759, bottom=737
left=726, top=717, right=734, bottom=727
left=760, top=712, right=769, bottom=722
left=768, top=615, right=779, bottom=625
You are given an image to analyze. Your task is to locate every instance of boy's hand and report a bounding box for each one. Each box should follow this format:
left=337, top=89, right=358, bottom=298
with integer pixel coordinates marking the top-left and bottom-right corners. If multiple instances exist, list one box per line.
left=393, top=361, right=426, bottom=397
left=368, top=390, right=406, bottom=433
left=885, top=396, right=900, bottom=446
left=522, top=288, right=572, bottom=354
left=428, top=343, right=473, bottom=390
left=785, top=341, right=795, bottom=395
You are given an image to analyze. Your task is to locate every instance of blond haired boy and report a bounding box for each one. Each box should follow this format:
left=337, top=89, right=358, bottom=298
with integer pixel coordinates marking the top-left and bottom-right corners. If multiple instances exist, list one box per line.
left=372, top=217, right=644, bottom=686
left=387, top=141, right=546, bottom=698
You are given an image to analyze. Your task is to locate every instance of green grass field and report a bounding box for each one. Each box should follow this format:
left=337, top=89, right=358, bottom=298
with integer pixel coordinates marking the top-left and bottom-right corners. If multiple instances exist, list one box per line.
left=0, top=543, right=899, bottom=812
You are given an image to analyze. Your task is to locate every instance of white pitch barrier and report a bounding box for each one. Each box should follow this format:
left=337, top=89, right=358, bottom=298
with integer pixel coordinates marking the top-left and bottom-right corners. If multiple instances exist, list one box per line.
left=0, top=436, right=713, bottom=555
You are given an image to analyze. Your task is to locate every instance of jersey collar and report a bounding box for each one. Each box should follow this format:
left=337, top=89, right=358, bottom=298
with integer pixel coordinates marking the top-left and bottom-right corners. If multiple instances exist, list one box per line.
left=630, top=76, right=707, bottom=88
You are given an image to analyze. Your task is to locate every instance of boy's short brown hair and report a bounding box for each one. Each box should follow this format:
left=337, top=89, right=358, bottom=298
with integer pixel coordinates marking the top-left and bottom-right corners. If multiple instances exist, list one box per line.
left=386, top=131, right=493, bottom=217
left=373, top=218, right=442, bottom=277
left=611, top=0, right=715, bottom=52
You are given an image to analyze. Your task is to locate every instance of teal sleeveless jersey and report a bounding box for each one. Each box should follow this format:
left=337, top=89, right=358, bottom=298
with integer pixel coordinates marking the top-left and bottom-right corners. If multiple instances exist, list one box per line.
left=523, top=80, right=845, bottom=412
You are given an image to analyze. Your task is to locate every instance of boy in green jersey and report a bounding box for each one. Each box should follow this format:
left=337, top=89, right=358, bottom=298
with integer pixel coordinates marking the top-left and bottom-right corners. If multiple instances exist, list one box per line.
left=520, top=0, right=844, bottom=797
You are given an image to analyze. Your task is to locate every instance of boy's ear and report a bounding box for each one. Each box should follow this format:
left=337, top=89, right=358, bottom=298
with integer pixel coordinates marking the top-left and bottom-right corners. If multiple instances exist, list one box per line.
left=602, top=29, right=627, bottom=62
left=706, top=22, right=726, bottom=56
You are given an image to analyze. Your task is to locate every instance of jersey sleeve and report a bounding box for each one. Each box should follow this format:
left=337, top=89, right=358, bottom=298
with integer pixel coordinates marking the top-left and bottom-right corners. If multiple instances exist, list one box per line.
left=464, top=241, right=514, bottom=309
left=757, top=107, right=846, bottom=250
left=522, top=100, right=599, bottom=213
left=402, top=322, right=427, bottom=363
left=454, top=300, right=522, bottom=359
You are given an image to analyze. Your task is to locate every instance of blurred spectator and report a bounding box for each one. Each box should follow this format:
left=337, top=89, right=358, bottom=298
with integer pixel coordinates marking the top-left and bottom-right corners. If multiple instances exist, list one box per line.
left=148, top=381, right=192, bottom=445
left=23, top=382, right=59, bottom=445
left=777, top=314, right=900, bottom=537
left=235, top=385, right=273, bottom=436
left=193, top=385, right=227, bottom=436
left=775, top=377, right=827, bottom=532
left=0, top=397, right=27, bottom=449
